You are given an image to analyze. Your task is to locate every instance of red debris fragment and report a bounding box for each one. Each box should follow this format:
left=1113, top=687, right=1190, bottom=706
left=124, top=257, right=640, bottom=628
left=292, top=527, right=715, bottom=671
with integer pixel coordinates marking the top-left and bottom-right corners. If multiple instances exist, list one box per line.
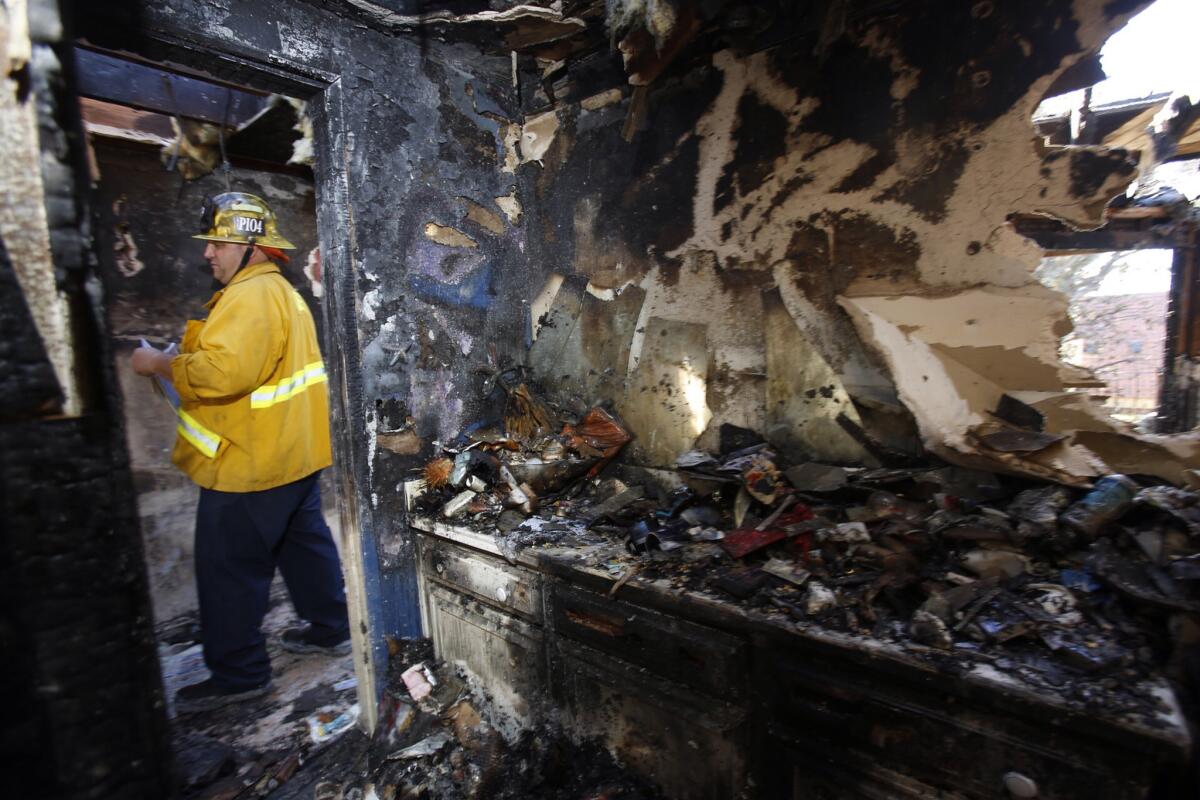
left=562, top=407, right=632, bottom=455
left=721, top=527, right=787, bottom=559
left=722, top=504, right=814, bottom=558
left=776, top=504, right=814, bottom=526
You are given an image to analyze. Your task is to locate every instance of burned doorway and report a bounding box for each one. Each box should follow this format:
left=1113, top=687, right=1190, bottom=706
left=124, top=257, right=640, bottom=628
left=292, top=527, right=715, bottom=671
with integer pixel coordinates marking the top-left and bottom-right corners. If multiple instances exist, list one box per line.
left=82, top=46, right=326, bottom=621
left=78, top=43, right=368, bottom=783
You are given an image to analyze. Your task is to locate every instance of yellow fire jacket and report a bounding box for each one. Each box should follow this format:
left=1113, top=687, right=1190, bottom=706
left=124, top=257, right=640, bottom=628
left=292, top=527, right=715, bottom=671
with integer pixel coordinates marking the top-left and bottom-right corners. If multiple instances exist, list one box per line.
left=169, top=261, right=332, bottom=492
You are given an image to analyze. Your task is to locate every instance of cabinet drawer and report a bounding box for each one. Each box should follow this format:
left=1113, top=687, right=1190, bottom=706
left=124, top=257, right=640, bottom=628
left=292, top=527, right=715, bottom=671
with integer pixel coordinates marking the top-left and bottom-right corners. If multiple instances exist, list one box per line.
left=552, top=637, right=746, bottom=800
left=419, top=535, right=543, bottom=622
left=550, top=583, right=747, bottom=700
left=425, top=584, right=545, bottom=724
left=764, top=649, right=1160, bottom=800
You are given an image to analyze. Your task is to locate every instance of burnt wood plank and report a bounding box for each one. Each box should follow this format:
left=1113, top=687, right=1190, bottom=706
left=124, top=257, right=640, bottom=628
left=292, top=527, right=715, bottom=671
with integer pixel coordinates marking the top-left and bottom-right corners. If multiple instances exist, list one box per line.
left=74, top=46, right=268, bottom=125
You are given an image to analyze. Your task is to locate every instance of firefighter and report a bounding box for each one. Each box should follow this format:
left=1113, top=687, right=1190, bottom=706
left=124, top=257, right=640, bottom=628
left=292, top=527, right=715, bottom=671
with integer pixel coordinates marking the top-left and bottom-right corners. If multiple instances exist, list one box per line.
left=131, top=192, right=350, bottom=712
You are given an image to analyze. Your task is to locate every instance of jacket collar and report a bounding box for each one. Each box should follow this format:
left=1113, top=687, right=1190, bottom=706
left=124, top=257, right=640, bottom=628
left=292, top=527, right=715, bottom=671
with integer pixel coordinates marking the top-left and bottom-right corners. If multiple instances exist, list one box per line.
left=204, top=260, right=281, bottom=310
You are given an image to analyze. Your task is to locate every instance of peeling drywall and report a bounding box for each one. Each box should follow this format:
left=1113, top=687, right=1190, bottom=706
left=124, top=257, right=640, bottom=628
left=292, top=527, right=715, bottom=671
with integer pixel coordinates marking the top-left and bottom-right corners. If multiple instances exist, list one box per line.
left=424, top=222, right=479, bottom=249
left=461, top=197, right=506, bottom=236
left=0, top=4, right=77, bottom=414
left=341, top=1, right=587, bottom=43
left=522, top=0, right=1166, bottom=476
left=619, top=316, right=711, bottom=467
left=530, top=272, right=564, bottom=342
left=581, top=88, right=623, bottom=112
left=520, top=110, right=559, bottom=165
left=304, top=247, right=324, bottom=298
left=495, top=190, right=523, bottom=224
left=763, top=288, right=874, bottom=466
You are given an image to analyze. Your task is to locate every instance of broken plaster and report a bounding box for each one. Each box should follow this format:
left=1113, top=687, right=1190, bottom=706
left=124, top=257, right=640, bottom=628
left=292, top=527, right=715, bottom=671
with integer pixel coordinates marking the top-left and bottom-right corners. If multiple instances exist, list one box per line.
left=530, top=272, right=564, bottom=342
left=424, top=222, right=479, bottom=249
left=597, top=3, right=1158, bottom=479
left=113, top=224, right=146, bottom=277
left=519, top=110, right=559, bottom=166
left=362, top=288, right=381, bottom=321
left=303, top=247, right=324, bottom=298
left=581, top=89, right=624, bottom=112
left=494, top=190, right=522, bottom=224
left=460, top=197, right=505, bottom=236
left=626, top=252, right=766, bottom=458
left=585, top=281, right=637, bottom=301
left=670, top=47, right=1131, bottom=293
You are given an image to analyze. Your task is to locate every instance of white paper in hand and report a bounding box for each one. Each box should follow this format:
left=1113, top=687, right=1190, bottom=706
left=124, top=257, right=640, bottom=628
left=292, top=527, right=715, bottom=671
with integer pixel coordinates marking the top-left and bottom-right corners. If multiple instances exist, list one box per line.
left=140, top=338, right=181, bottom=411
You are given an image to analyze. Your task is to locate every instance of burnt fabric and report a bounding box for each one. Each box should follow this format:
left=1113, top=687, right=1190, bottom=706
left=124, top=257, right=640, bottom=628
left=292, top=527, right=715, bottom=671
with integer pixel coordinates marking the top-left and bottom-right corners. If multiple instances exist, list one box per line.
left=195, top=471, right=348, bottom=690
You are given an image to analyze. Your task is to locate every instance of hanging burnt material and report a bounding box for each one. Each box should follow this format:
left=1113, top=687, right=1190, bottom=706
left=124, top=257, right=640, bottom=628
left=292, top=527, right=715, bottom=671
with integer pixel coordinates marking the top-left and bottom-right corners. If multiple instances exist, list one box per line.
left=423, top=457, right=453, bottom=490
left=504, top=383, right=557, bottom=443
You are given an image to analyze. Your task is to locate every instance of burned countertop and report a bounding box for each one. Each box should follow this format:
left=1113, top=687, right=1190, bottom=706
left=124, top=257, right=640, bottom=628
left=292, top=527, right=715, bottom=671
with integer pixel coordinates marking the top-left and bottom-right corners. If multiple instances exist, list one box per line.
left=407, top=512, right=1192, bottom=761
left=405, top=393, right=1198, bottom=769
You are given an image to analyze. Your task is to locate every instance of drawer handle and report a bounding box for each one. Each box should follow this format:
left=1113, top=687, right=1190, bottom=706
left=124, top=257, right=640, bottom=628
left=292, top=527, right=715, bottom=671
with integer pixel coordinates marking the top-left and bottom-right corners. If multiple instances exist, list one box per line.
left=1002, top=772, right=1038, bottom=798
left=496, top=585, right=509, bottom=603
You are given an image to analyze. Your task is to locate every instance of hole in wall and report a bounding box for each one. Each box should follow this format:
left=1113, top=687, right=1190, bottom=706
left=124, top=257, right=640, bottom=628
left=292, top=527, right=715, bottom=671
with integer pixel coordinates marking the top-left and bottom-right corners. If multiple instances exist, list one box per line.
left=1036, top=249, right=1172, bottom=429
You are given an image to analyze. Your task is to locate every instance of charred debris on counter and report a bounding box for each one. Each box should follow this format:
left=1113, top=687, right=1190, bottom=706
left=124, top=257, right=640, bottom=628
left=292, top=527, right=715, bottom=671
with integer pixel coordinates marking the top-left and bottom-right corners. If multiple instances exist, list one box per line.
left=413, top=384, right=1200, bottom=716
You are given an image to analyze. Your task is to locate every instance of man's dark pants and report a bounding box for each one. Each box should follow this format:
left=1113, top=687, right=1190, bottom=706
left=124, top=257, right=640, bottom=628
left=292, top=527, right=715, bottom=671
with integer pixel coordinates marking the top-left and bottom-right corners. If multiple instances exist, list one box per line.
left=194, top=470, right=349, bottom=691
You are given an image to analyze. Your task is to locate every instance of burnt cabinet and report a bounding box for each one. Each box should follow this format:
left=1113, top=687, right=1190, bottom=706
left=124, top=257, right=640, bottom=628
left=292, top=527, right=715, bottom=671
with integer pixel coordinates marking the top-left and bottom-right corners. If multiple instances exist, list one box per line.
left=413, top=524, right=751, bottom=799
left=551, top=636, right=749, bottom=800
left=415, top=532, right=548, bottom=724
left=547, top=584, right=751, bottom=800
left=755, top=639, right=1177, bottom=799
left=550, top=582, right=748, bottom=700
left=409, top=517, right=1188, bottom=800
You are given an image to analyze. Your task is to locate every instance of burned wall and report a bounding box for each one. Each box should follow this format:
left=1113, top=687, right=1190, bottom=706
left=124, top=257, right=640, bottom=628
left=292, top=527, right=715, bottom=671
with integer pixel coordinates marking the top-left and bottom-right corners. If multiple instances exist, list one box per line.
left=519, top=0, right=1193, bottom=484
left=90, top=135, right=320, bottom=622
left=1, top=0, right=172, bottom=796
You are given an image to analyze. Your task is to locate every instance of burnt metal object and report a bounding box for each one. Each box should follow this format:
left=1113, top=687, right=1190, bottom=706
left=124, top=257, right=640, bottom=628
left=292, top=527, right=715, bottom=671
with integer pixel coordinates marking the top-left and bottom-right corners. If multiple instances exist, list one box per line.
left=506, top=457, right=600, bottom=495
left=1061, top=475, right=1139, bottom=539
left=994, top=393, right=1046, bottom=431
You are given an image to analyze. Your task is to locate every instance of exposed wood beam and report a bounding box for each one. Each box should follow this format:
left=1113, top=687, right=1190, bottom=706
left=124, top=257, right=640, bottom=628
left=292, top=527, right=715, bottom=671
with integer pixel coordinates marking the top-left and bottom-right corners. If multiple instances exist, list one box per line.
left=1010, top=214, right=1193, bottom=252
left=73, top=46, right=268, bottom=126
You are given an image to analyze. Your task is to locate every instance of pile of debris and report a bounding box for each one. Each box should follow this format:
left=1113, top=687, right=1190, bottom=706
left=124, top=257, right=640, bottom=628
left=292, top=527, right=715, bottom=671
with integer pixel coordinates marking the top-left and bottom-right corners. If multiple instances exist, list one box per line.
left=639, top=450, right=1200, bottom=714
left=162, top=593, right=362, bottom=800
left=314, top=642, right=660, bottom=800
left=412, top=381, right=632, bottom=528
left=172, top=628, right=656, bottom=800
left=413, top=384, right=1200, bottom=719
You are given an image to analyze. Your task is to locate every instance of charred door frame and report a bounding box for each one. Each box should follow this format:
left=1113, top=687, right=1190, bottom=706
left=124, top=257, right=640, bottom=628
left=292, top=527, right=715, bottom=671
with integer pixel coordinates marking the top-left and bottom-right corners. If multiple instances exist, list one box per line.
left=1160, top=228, right=1200, bottom=431
left=83, top=31, right=410, bottom=732
left=1011, top=212, right=1199, bottom=433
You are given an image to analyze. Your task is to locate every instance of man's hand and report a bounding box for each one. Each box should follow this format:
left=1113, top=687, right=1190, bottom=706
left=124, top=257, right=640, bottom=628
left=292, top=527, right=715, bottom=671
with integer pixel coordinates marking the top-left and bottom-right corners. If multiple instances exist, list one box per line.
left=132, top=347, right=175, bottom=379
